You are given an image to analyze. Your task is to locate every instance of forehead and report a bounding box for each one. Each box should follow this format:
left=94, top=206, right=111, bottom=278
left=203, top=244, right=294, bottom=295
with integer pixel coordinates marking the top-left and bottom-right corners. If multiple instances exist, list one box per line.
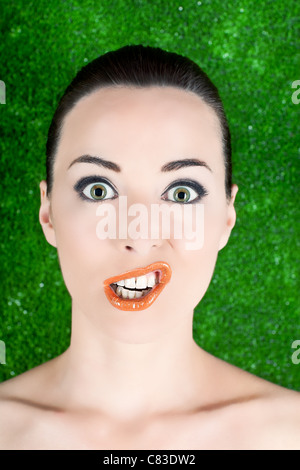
left=55, top=86, right=223, bottom=173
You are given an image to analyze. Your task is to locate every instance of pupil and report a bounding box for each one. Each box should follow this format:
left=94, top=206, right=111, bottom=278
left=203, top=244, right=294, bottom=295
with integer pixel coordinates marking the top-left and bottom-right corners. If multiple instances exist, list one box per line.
left=95, top=187, right=103, bottom=197
left=92, top=185, right=106, bottom=199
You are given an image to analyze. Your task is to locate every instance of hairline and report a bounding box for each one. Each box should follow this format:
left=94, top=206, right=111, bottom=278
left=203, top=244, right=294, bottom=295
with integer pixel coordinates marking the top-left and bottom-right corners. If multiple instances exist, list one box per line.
left=49, top=84, right=225, bottom=196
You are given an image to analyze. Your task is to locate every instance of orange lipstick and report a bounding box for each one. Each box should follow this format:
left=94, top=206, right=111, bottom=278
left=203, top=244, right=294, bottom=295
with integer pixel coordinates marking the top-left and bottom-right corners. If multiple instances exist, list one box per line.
left=103, top=262, right=172, bottom=311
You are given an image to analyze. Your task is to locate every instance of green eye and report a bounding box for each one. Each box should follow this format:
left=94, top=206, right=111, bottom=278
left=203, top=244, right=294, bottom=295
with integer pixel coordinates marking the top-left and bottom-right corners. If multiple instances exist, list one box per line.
left=162, top=180, right=208, bottom=204
left=82, top=182, right=115, bottom=200
left=164, top=184, right=200, bottom=203
left=173, top=187, right=191, bottom=203
left=90, top=184, right=107, bottom=200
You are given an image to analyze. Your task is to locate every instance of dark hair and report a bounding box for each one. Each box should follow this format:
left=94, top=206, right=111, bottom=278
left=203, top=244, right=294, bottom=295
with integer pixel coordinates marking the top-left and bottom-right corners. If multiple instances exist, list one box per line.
left=46, top=44, right=232, bottom=199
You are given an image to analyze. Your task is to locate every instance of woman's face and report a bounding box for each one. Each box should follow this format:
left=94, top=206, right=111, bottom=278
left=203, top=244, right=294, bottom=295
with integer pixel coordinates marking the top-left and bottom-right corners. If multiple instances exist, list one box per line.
left=39, top=86, right=237, bottom=342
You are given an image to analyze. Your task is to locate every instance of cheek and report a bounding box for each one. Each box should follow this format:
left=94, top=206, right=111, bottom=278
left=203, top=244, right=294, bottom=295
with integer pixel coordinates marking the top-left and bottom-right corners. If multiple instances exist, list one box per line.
left=171, top=200, right=226, bottom=251
left=169, top=202, right=226, bottom=306
left=51, top=197, right=111, bottom=295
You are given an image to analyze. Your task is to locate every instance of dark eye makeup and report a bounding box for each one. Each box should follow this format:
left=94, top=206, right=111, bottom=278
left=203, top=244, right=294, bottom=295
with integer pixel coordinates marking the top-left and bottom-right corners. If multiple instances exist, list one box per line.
left=161, top=179, right=208, bottom=204
left=73, top=176, right=208, bottom=203
left=74, top=176, right=118, bottom=202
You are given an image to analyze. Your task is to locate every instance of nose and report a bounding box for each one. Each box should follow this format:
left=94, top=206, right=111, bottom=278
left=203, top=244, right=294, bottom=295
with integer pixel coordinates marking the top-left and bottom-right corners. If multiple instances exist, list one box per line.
left=102, top=195, right=170, bottom=256
left=118, top=238, right=163, bottom=256
left=115, top=196, right=165, bottom=256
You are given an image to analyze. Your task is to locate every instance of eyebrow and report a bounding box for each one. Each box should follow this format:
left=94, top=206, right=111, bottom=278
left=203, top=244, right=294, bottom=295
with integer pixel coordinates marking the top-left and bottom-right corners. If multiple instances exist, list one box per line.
left=161, top=158, right=212, bottom=173
left=68, top=155, right=212, bottom=173
left=68, top=155, right=121, bottom=172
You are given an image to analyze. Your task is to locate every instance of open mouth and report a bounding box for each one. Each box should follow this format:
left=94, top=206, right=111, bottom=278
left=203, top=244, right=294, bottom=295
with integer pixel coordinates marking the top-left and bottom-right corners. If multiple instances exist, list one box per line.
left=110, top=270, right=161, bottom=300
left=103, top=262, right=172, bottom=311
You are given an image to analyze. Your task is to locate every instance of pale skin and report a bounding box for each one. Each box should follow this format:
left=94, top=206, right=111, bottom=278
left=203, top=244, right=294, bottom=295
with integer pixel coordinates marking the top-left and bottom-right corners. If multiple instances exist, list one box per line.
left=0, top=86, right=299, bottom=450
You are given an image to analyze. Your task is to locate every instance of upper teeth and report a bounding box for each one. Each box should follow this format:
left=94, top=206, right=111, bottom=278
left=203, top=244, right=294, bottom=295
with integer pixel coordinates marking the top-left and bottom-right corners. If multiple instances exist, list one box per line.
left=116, top=272, right=157, bottom=289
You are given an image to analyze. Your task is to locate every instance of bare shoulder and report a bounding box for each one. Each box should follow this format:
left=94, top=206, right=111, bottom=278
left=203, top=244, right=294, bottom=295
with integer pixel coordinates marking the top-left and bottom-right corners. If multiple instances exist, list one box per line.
left=0, top=357, right=64, bottom=449
left=0, top=378, right=32, bottom=449
left=0, top=355, right=62, bottom=403
left=203, top=355, right=300, bottom=449
left=238, top=385, right=300, bottom=450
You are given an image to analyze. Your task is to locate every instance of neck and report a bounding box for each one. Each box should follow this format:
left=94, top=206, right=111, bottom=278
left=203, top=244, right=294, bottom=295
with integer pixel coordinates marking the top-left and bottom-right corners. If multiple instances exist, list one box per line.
left=55, top=303, right=210, bottom=421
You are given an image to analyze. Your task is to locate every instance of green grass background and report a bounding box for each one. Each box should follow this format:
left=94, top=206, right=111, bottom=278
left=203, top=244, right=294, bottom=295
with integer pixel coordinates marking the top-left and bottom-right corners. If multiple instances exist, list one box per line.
left=0, top=0, right=299, bottom=389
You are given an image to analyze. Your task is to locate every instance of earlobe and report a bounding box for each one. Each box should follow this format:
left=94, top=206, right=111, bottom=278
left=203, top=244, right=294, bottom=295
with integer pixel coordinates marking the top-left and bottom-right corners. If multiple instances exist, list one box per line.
left=218, top=184, right=238, bottom=251
left=39, top=180, right=57, bottom=248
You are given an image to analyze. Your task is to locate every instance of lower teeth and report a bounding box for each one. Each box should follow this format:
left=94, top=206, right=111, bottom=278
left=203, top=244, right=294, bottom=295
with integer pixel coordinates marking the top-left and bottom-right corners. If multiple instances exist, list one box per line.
left=112, top=285, right=153, bottom=299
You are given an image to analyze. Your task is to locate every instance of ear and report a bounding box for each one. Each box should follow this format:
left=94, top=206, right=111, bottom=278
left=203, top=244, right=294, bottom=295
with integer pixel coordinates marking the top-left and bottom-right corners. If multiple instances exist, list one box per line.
left=218, top=184, right=238, bottom=251
left=39, top=180, right=57, bottom=248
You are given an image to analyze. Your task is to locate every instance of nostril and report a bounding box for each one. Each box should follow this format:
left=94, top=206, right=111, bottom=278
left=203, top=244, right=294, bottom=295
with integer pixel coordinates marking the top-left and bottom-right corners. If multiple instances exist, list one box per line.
left=123, top=242, right=160, bottom=253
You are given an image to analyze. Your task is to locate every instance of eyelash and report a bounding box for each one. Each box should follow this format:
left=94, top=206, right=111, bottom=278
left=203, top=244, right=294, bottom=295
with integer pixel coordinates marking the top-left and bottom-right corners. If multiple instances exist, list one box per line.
left=73, top=176, right=208, bottom=204
left=161, top=179, right=208, bottom=204
left=74, top=176, right=118, bottom=202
